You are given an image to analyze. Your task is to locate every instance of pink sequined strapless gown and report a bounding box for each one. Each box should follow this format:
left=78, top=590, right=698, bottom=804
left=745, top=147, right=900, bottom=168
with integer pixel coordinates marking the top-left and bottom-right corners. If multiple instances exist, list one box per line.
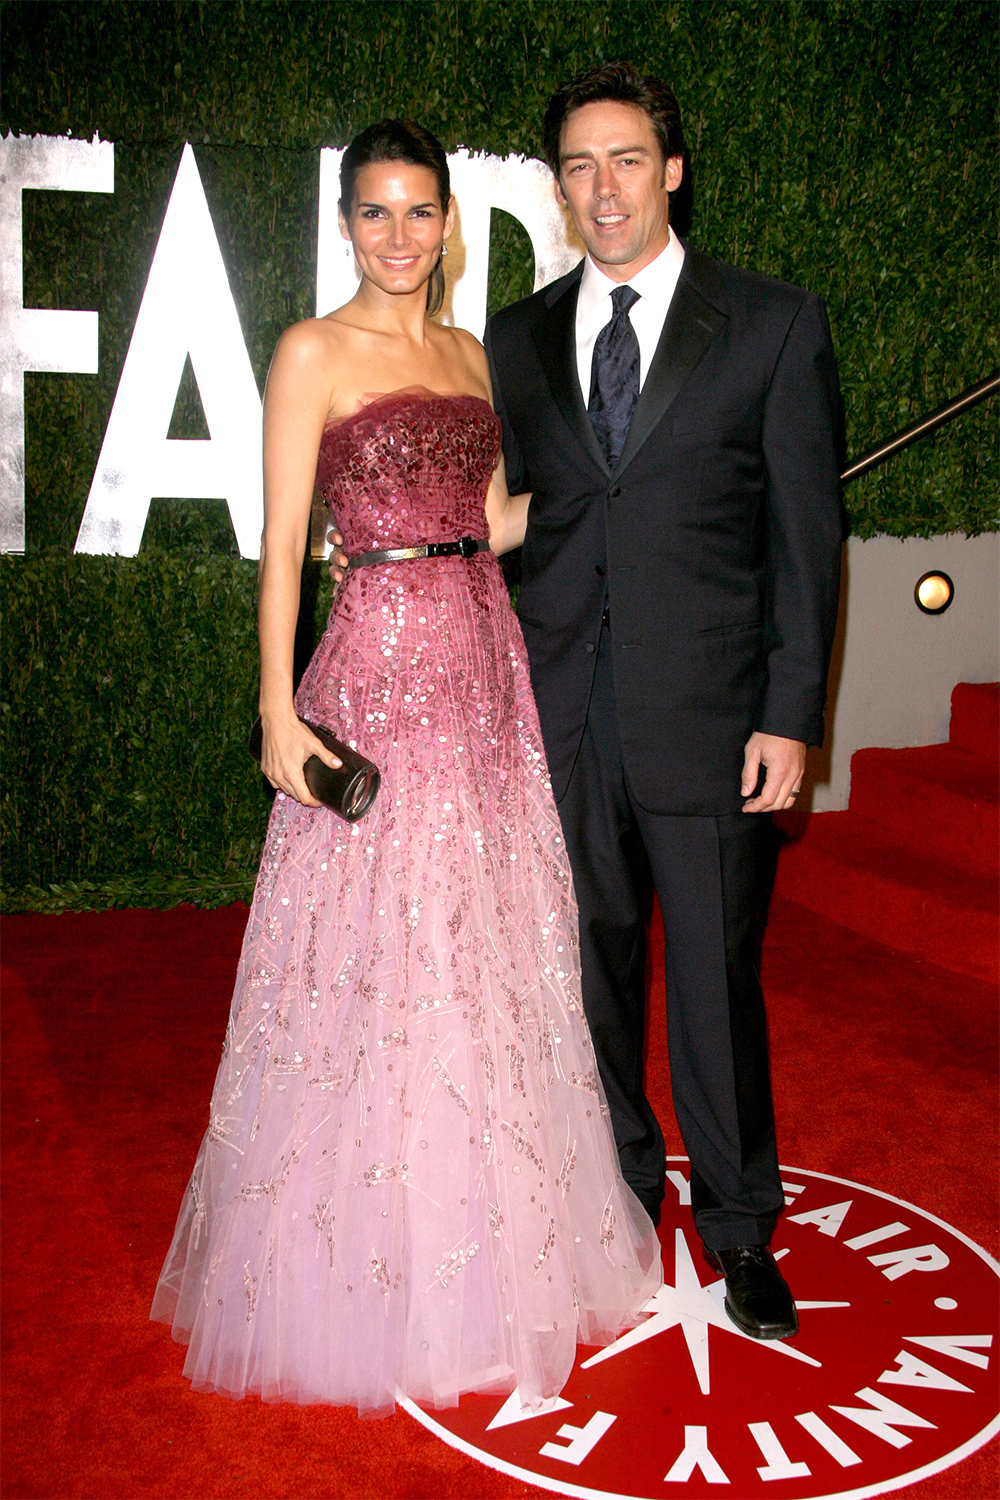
left=151, top=390, right=661, bottom=1415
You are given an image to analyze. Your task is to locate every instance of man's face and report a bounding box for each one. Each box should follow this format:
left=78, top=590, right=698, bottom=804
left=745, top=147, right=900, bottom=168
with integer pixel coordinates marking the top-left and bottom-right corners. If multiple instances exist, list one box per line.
left=555, top=101, right=683, bottom=281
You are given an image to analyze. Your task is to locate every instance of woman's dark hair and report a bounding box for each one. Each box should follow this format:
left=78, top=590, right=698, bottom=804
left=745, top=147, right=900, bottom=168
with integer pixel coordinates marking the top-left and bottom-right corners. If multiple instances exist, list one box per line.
left=339, top=118, right=451, bottom=316
left=542, top=62, right=684, bottom=182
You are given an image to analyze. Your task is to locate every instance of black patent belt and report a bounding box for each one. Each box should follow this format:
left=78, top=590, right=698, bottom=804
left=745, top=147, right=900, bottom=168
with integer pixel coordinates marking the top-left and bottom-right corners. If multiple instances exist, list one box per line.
left=347, top=536, right=491, bottom=569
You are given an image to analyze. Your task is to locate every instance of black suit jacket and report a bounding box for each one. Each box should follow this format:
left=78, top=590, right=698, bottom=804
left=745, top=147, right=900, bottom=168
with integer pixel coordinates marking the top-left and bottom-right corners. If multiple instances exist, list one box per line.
left=485, top=248, right=844, bottom=816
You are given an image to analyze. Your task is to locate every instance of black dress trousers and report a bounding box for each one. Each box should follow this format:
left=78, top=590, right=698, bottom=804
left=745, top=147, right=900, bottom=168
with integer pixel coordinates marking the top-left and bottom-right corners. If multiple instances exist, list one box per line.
left=557, top=620, right=785, bottom=1251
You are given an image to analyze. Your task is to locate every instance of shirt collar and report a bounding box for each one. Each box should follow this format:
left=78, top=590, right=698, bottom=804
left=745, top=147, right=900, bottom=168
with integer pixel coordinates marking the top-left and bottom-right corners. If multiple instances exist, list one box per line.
left=577, top=229, right=686, bottom=319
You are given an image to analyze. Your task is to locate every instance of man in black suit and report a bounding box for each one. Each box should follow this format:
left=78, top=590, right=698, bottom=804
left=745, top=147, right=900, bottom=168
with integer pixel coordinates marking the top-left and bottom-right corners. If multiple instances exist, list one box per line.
left=484, top=62, right=843, bottom=1340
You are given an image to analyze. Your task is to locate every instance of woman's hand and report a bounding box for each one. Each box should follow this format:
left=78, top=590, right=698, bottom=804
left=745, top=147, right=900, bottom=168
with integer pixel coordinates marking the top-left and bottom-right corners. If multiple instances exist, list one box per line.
left=260, top=712, right=342, bottom=808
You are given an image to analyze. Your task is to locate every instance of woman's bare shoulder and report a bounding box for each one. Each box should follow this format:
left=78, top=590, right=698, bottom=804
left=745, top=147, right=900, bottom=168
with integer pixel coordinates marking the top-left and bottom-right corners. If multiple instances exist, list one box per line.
left=447, top=323, right=486, bottom=357
left=274, top=315, right=355, bottom=359
left=442, top=324, right=491, bottom=394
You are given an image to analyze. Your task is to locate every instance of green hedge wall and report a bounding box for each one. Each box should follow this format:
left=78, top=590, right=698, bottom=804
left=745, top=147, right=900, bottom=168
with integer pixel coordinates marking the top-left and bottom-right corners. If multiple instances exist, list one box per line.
left=2, top=0, right=997, bottom=909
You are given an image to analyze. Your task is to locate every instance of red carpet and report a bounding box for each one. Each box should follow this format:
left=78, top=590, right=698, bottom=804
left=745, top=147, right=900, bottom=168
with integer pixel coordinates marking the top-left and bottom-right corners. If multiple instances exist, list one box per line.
left=774, top=683, right=999, bottom=985
left=2, top=686, right=997, bottom=1499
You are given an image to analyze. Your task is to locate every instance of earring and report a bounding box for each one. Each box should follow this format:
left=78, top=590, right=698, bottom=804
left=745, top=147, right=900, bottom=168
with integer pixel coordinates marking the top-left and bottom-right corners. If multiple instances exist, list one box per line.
left=440, top=244, right=448, bottom=257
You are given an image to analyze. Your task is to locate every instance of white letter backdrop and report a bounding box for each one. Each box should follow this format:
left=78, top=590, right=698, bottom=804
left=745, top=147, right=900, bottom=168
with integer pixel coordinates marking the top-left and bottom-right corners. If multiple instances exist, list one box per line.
left=75, top=143, right=264, bottom=557
left=1, top=136, right=582, bottom=559
left=0, top=132, right=114, bottom=553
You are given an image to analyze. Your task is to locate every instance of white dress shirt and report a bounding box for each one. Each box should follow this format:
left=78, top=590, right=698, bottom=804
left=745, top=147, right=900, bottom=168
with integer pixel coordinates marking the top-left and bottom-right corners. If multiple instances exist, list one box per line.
left=574, top=230, right=686, bottom=406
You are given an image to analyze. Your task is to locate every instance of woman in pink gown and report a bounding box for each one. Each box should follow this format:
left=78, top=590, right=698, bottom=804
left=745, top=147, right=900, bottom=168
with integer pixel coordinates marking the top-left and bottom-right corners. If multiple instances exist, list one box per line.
left=151, top=120, right=660, bottom=1417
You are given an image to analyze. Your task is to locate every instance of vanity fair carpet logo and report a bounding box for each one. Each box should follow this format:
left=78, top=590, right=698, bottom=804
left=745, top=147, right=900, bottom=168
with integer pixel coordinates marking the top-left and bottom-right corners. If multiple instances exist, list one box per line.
left=402, top=1163, right=999, bottom=1500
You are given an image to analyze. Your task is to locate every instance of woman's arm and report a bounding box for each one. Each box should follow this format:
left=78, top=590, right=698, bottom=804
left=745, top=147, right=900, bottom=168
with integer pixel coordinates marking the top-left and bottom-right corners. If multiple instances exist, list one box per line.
left=484, top=453, right=531, bottom=555
left=460, top=328, right=531, bottom=556
left=259, top=323, right=342, bottom=806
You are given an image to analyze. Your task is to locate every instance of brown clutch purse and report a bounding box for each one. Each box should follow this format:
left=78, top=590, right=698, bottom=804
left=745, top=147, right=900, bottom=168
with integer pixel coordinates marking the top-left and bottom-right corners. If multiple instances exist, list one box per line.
left=248, top=715, right=380, bottom=823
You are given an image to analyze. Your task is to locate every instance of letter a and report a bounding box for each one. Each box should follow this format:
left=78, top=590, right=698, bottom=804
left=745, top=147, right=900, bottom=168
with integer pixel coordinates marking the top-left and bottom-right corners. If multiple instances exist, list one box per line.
left=879, top=1349, right=972, bottom=1392
left=905, top=1334, right=993, bottom=1370
left=76, top=145, right=263, bottom=557
left=788, top=1200, right=853, bottom=1237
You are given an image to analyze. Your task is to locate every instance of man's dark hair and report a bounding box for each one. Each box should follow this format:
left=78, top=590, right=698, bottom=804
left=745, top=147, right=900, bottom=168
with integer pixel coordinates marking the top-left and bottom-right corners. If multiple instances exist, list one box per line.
left=542, top=61, right=684, bottom=180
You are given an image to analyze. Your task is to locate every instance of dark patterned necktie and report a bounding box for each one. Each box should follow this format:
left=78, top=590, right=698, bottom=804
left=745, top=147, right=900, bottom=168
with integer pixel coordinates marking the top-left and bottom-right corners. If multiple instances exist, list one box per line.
left=588, top=285, right=641, bottom=468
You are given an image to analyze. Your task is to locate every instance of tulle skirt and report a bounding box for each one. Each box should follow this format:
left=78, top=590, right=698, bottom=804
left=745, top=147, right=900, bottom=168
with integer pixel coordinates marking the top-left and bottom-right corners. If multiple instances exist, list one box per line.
left=151, top=554, right=661, bottom=1414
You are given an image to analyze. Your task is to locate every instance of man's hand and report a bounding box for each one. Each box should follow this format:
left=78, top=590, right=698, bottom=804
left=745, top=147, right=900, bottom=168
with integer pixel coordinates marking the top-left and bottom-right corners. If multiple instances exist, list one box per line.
left=741, top=732, right=806, bottom=813
left=326, top=527, right=350, bottom=582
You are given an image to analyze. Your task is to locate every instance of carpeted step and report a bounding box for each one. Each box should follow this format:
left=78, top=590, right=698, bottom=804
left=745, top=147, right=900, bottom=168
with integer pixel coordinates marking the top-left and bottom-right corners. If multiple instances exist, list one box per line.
left=773, top=810, right=998, bottom=985
left=950, top=681, right=1000, bottom=760
left=849, top=742, right=999, bottom=874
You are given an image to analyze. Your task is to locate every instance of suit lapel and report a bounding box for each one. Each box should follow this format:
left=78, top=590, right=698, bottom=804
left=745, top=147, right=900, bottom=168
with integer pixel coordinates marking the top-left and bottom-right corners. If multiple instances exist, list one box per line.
left=532, top=269, right=611, bottom=479
left=614, top=254, right=728, bottom=477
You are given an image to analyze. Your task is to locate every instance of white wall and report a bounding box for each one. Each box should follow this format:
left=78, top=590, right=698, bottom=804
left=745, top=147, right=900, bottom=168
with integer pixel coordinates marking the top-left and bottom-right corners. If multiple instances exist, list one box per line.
left=802, top=531, right=999, bottom=811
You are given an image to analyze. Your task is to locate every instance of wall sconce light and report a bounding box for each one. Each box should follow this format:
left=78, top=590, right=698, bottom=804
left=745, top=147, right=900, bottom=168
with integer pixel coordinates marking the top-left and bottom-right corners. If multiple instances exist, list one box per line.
left=914, top=571, right=955, bottom=614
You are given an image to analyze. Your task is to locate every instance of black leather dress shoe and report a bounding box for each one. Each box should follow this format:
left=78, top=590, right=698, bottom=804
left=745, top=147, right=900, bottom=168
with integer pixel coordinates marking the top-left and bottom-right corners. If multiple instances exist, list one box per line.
left=703, top=1245, right=798, bottom=1340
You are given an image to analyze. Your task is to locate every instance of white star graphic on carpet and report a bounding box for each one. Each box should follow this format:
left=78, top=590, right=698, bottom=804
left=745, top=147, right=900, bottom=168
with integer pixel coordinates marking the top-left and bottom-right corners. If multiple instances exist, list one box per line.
left=581, top=1228, right=849, bottom=1394
left=486, top=1388, right=573, bottom=1429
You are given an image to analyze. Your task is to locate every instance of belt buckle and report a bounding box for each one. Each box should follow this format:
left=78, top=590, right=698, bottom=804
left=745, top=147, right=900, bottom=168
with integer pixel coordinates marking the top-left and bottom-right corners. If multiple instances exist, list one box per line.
left=459, top=536, right=476, bottom=559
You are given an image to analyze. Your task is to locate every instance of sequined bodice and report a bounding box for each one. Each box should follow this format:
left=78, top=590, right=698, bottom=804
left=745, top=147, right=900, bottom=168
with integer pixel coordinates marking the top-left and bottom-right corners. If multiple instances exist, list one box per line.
left=316, top=389, right=501, bottom=553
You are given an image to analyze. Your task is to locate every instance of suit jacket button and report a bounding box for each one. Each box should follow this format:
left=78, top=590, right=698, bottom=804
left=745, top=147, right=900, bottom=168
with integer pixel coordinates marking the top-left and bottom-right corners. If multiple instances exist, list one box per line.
left=584, top=642, right=596, bottom=654
left=595, top=563, right=605, bottom=577
left=608, top=485, right=621, bottom=499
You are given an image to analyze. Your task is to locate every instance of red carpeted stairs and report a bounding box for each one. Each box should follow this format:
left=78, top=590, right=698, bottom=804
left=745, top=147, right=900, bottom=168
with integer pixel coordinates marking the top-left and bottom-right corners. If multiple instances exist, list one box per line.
left=774, top=682, right=999, bottom=985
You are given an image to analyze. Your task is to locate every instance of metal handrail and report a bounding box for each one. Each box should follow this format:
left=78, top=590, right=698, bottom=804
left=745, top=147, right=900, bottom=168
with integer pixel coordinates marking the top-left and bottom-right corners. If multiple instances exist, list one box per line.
left=841, top=371, right=999, bottom=484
